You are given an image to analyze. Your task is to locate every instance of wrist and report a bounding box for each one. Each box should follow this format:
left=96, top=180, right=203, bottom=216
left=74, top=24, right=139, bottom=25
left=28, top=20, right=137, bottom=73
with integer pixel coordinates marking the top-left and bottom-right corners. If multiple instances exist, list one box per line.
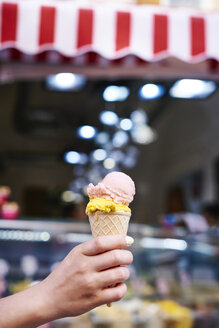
left=34, top=279, right=60, bottom=324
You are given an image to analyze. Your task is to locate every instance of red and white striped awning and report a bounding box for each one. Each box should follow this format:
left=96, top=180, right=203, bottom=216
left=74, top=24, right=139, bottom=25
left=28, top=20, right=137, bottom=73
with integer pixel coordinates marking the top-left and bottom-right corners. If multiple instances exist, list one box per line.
left=1, top=0, right=219, bottom=64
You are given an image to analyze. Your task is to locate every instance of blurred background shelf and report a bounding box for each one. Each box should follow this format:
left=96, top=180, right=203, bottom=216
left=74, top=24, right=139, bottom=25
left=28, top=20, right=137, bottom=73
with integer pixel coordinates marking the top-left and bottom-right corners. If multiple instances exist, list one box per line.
left=0, top=219, right=218, bottom=327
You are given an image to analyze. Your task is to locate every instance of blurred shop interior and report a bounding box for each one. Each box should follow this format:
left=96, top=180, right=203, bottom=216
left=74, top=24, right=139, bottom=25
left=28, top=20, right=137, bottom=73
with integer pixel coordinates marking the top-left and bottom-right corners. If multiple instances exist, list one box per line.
left=1, top=70, right=219, bottom=224
left=0, top=0, right=219, bottom=327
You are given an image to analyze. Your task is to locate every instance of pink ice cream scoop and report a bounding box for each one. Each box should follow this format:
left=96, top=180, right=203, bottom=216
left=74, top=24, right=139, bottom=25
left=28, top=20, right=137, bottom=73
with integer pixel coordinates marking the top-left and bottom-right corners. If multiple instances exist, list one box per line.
left=87, top=171, right=135, bottom=205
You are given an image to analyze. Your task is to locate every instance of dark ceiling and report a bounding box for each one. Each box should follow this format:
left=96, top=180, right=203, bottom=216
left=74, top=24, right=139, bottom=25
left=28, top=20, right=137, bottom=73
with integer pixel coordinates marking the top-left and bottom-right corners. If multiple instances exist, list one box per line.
left=0, top=77, right=173, bottom=173
left=14, top=78, right=171, bottom=152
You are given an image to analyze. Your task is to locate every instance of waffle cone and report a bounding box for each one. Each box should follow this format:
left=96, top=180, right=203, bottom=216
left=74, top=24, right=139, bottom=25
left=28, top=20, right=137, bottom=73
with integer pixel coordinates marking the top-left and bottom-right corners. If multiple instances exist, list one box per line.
left=89, top=210, right=131, bottom=308
left=88, top=211, right=131, bottom=238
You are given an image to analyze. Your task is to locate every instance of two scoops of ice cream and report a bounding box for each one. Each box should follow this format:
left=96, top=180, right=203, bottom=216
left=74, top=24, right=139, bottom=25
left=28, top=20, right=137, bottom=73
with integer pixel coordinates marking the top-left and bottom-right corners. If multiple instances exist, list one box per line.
left=86, top=171, right=135, bottom=238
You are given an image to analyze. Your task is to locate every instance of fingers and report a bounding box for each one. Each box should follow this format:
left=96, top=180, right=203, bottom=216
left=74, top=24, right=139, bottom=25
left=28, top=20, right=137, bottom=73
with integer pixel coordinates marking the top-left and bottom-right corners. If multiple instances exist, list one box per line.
left=99, top=283, right=127, bottom=305
left=74, top=236, right=133, bottom=310
left=98, top=266, right=130, bottom=288
left=95, top=249, right=133, bottom=271
left=81, top=235, right=134, bottom=256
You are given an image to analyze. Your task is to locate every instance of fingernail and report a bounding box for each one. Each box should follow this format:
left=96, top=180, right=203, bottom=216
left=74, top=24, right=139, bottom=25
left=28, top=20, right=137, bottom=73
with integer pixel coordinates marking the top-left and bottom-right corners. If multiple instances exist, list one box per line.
left=126, top=236, right=134, bottom=246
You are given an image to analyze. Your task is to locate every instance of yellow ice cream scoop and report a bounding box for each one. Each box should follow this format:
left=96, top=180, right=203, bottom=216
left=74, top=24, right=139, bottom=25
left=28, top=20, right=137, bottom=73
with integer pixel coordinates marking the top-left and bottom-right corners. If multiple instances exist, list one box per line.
left=86, top=198, right=131, bottom=215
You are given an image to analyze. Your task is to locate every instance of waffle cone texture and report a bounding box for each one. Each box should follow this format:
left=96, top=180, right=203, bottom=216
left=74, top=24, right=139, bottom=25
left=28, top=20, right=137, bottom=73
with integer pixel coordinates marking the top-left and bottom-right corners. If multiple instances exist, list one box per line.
left=89, top=211, right=131, bottom=238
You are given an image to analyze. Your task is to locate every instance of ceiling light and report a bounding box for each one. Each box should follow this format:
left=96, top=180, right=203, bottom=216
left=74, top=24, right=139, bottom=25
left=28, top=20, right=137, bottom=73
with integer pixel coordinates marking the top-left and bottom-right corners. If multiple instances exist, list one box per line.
left=103, top=85, right=130, bottom=102
left=77, top=125, right=96, bottom=139
left=64, top=151, right=81, bottom=164
left=109, top=150, right=125, bottom=162
left=72, top=193, right=84, bottom=204
left=99, top=111, right=119, bottom=126
left=74, top=177, right=87, bottom=188
left=46, top=73, right=86, bottom=91
left=95, top=132, right=110, bottom=145
left=123, top=156, right=137, bottom=169
left=79, top=153, right=88, bottom=165
left=132, top=125, right=157, bottom=145
left=120, top=118, right=133, bottom=131
left=169, top=79, right=217, bottom=99
left=93, top=149, right=107, bottom=161
left=87, top=165, right=104, bottom=184
left=126, top=145, right=139, bottom=157
left=112, top=131, right=129, bottom=148
left=62, top=190, right=75, bottom=203
left=70, top=178, right=88, bottom=195
left=139, top=83, right=165, bottom=100
left=103, top=158, right=116, bottom=169
left=130, top=109, right=148, bottom=125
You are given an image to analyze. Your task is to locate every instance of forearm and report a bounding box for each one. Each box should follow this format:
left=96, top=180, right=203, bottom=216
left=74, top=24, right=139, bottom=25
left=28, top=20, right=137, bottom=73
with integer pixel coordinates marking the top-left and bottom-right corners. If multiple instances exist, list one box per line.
left=0, top=281, right=54, bottom=328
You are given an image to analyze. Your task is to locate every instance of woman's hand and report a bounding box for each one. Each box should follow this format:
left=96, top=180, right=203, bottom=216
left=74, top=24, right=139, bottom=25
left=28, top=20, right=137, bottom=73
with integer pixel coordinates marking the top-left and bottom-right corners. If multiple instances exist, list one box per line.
left=0, top=235, right=133, bottom=328
left=40, top=235, right=134, bottom=319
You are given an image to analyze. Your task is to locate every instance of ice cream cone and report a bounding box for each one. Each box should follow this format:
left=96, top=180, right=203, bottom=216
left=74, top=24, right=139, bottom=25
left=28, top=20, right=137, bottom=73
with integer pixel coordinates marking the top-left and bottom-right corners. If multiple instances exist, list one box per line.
left=88, top=211, right=131, bottom=238
left=86, top=171, right=135, bottom=308
left=89, top=210, right=131, bottom=307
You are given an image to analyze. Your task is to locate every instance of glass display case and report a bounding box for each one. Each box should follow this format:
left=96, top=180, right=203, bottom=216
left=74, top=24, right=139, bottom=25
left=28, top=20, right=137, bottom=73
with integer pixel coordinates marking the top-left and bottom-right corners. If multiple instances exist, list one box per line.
left=0, top=219, right=219, bottom=328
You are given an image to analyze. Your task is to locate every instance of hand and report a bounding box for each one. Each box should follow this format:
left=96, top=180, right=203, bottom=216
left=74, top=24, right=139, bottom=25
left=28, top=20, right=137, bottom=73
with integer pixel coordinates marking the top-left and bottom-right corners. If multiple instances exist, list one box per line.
left=40, top=235, right=133, bottom=319
left=0, top=235, right=133, bottom=328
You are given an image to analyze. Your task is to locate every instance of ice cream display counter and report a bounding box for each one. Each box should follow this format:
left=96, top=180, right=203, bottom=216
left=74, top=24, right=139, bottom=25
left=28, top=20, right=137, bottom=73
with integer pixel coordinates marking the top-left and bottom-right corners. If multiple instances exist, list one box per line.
left=0, top=219, right=219, bottom=328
